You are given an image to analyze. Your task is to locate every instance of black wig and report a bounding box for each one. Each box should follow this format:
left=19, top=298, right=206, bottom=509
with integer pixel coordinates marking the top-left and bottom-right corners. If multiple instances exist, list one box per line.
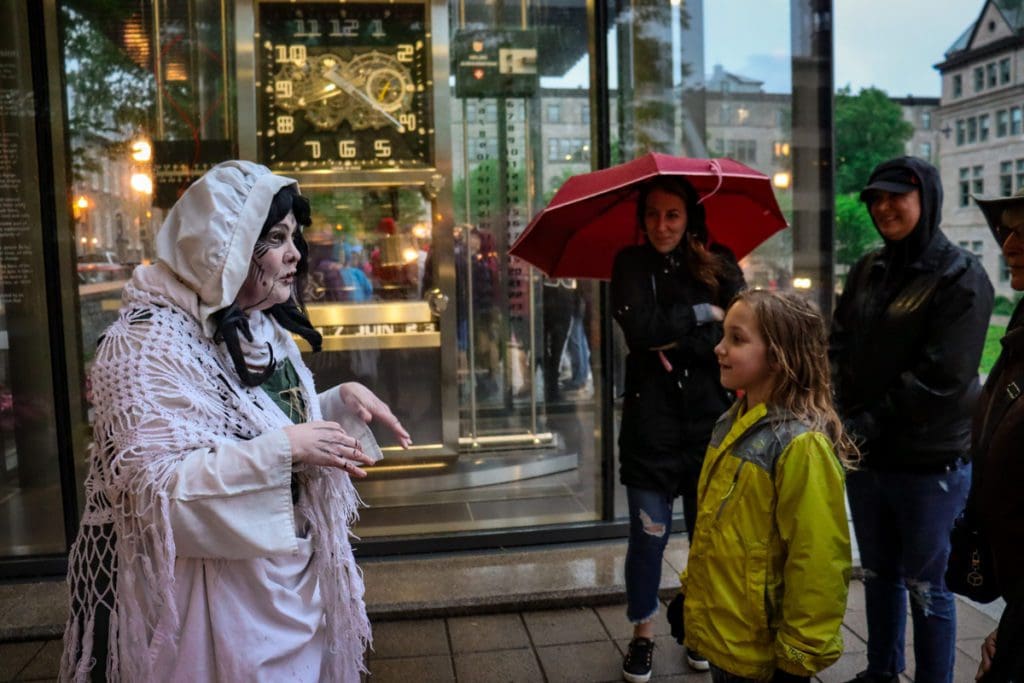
left=211, top=184, right=324, bottom=387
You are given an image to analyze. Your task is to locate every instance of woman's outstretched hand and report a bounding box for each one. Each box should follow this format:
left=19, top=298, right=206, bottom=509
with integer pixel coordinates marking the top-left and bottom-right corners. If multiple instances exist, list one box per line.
left=284, top=421, right=374, bottom=478
left=338, top=382, right=413, bottom=448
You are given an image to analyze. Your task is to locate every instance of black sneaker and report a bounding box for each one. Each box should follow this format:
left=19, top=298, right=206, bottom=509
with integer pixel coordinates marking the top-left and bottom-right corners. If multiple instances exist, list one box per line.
left=686, top=647, right=710, bottom=672
left=842, top=672, right=899, bottom=683
left=622, top=637, right=654, bottom=683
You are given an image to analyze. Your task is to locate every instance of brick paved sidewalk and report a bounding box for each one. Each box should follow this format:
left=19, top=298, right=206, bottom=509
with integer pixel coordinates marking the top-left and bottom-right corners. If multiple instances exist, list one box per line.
left=361, top=580, right=997, bottom=682
left=1, top=580, right=998, bottom=682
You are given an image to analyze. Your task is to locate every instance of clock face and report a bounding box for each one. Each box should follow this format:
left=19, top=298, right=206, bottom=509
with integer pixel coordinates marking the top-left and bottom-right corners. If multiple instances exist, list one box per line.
left=256, top=1, right=434, bottom=171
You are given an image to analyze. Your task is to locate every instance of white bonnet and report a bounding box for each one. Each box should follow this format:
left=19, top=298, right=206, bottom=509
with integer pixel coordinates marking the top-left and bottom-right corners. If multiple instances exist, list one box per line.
left=155, top=160, right=297, bottom=336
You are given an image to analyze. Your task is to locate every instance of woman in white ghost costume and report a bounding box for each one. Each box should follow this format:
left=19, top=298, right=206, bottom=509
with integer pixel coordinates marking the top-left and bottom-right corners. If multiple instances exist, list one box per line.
left=60, top=161, right=411, bottom=682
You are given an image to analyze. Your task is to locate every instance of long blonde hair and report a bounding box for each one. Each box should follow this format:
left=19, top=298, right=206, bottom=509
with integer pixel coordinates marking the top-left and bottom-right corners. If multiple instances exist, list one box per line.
left=733, top=289, right=859, bottom=467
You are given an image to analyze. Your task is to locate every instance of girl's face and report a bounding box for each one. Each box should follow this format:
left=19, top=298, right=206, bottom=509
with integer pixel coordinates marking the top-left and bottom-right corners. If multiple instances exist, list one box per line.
left=715, top=300, right=775, bottom=407
left=235, top=212, right=301, bottom=311
left=643, top=188, right=688, bottom=254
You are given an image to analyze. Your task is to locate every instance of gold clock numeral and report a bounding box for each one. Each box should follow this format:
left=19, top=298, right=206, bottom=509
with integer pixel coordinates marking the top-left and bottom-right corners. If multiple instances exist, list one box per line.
left=329, top=18, right=359, bottom=37
left=275, top=80, right=294, bottom=98
left=293, top=19, right=320, bottom=37
left=374, top=139, right=392, bottom=158
left=396, top=44, right=414, bottom=62
left=399, top=113, right=417, bottom=130
left=275, top=44, right=308, bottom=65
left=304, top=140, right=322, bottom=158
left=339, top=140, right=357, bottom=158
left=277, top=115, right=295, bottom=133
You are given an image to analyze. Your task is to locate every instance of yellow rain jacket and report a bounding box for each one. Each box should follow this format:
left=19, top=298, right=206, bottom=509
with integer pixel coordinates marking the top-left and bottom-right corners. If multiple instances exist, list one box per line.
left=680, top=401, right=851, bottom=680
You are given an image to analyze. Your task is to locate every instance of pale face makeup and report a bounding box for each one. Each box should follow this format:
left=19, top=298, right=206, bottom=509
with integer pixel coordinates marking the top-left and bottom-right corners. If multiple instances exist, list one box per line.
left=235, top=212, right=301, bottom=311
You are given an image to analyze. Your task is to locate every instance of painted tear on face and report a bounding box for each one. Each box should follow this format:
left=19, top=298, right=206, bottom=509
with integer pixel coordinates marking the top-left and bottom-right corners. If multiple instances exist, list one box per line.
left=236, top=212, right=301, bottom=311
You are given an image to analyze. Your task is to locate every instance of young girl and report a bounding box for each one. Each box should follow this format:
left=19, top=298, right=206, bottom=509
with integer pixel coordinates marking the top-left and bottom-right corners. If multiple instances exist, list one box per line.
left=678, top=290, right=855, bottom=683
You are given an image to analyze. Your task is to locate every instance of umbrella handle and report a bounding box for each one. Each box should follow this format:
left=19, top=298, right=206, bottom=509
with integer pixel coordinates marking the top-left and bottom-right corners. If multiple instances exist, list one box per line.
left=697, top=158, right=723, bottom=205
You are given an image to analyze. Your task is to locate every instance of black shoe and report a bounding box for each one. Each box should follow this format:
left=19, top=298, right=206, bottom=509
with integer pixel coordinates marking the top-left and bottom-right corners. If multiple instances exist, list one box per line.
left=686, top=647, right=710, bottom=672
left=842, top=672, right=899, bottom=683
left=622, top=637, right=654, bottom=683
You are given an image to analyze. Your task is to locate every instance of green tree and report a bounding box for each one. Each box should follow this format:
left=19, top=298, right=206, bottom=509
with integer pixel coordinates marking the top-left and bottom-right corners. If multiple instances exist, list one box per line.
left=835, top=192, right=881, bottom=268
left=452, top=158, right=527, bottom=226
left=834, top=86, right=913, bottom=195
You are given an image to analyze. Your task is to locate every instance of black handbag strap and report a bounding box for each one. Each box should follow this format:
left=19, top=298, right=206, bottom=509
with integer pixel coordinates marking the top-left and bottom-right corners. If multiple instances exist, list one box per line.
left=968, top=373, right=1024, bottom=519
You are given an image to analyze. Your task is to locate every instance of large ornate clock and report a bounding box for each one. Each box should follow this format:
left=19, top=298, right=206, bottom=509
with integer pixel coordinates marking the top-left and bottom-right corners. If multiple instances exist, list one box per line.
left=256, top=0, right=434, bottom=171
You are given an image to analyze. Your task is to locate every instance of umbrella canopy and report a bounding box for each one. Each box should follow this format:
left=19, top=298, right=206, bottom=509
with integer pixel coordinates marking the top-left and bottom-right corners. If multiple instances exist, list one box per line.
left=509, top=153, right=788, bottom=279
left=973, top=188, right=1024, bottom=246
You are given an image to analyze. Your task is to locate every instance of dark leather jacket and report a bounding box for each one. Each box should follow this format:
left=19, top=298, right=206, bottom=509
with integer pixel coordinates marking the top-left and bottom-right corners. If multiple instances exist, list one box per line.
left=830, top=157, right=994, bottom=470
left=612, top=242, right=745, bottom=494
left=974, top=302, right=1024, bottom=595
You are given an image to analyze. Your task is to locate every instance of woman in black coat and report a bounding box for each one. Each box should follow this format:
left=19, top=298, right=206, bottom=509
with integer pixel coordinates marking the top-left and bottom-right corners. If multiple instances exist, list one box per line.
left=612, top=175, right=745, bottom=681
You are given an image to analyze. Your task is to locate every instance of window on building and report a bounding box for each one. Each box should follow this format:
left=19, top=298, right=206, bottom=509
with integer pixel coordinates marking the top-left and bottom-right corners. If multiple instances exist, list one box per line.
left=968, top=116, right=978, bottom=143
left=975, top=66, right=985, bottom=91
left=1017, top=159, right=1024, bottom=189
left=719, top=103, right=734, bottom=125
left=973, top=165, right=985, bottom=196
left=773, top=141, right=791, bottom=160
left=981, top=113, right=991, bottom=141
left=960, top=167, right=970, bottom=207
left=953, top=74, right=963, bottom=97
left=581, top=104, right=590, bottom=125
left=957, top=119, right=966, bottom=145
left=546, top=102, right=561, bottom=123
left=998, top=109, right=1009, bottom=137
left=547, top=138, right=560, bottom=161
left=1001, top=57, right=1012, bottom=84
left=919, top=142, right=932, bottom=161
left=1013, top=107, right=1023, bottom=135
left=988, top=62, right=998, bottom=87
left=959, top=240, right=969, bottom=249
left=724, top=139, right=757, bottom=163
left=921, top=111, right=932, bottom=129
left=973, top=240, right=985, bottom=254
left=1002, top=160, right=1013, bottom=195
left=1001, top=255, right=1011, bottom=282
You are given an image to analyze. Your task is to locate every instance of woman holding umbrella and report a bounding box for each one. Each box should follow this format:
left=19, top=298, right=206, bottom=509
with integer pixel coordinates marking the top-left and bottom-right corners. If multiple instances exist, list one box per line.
left=613, top=175, right=745, bottom=681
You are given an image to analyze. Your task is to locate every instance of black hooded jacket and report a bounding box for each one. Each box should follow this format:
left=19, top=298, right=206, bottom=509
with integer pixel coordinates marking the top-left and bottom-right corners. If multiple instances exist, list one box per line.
left=830, top=156, right=994, bottom=470
left=612, top=242, right=745, bottom=494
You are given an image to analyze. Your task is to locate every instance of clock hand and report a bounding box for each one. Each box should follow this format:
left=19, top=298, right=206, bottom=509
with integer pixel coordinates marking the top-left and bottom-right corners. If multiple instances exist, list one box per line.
left=321, top=66, right=405, bottom=132
left=299, top=84, right=343, bottom=106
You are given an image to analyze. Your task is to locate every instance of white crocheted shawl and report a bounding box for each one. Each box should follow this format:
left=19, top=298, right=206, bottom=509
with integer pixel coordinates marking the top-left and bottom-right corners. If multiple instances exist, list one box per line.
left=60, top=161, right=370, bottom=681
left=60, top=274, right=370, bottom=682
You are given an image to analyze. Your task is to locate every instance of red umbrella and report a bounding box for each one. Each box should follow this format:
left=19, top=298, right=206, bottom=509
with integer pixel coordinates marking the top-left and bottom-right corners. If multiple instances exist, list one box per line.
left=509, top=153, right=788, bottom=280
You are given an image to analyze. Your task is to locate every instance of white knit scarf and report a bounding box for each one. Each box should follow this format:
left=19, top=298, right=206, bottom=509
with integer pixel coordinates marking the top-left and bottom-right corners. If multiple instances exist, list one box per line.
left=60, top=269, right=370, bottom=682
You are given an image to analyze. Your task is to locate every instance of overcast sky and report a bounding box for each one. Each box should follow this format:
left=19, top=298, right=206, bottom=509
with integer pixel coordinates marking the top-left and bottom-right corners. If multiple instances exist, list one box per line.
left=705, top=0, right=985, bottom=96
left=543, top=0, right=987, bottom=96
left=833, top=0, right=983, bottom=96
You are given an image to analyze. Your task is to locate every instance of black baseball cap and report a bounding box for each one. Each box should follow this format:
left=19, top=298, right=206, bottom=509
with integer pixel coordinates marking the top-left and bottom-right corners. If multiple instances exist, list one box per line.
left=859, top=167, right=921, bottom=203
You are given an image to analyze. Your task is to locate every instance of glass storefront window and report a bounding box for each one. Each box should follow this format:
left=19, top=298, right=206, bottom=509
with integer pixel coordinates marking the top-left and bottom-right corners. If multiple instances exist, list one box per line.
left=1, top=0, right=833, bottom=569
left=0, top=2, right=66, bottom=559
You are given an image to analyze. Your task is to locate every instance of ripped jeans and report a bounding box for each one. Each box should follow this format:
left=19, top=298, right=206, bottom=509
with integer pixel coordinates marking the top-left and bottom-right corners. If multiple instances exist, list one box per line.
left=624, top=486, right=687, bottom=624
left=846, top=463, right=970, bottom=683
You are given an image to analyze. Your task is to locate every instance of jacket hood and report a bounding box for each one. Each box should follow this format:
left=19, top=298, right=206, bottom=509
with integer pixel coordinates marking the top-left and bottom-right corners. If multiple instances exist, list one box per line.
left=863, top=156, right=943, bottom=262
left=155, top=160, right=296, bottom=336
